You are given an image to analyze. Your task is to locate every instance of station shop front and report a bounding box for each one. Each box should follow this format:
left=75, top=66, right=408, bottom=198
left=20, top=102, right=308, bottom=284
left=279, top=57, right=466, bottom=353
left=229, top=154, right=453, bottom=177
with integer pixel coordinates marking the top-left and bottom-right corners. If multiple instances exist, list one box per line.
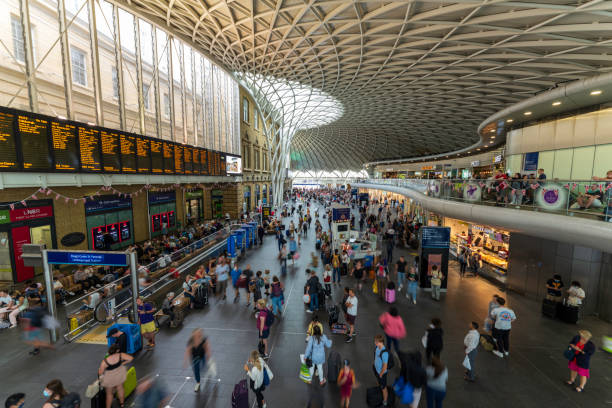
left=85, top=195, right=134, bottom=251
left=184, top=189, right=204, bottom=223
left=148, top=192, right=178, bottom=238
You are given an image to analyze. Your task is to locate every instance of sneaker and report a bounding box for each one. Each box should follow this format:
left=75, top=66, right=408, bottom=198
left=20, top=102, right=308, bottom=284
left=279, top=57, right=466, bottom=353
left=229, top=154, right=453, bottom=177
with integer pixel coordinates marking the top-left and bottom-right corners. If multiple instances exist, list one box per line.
left=504, top=352, right=509, bottom=357
left=96, top=284, right=102, bottom=288
left=406, top=292, right=410, bottom=298
left=398, top=285, right=403, bottom=291
left=29, top=348, right=40, bottom=356
left=263, top=354, right=270, bottom=360
left=306, top=309, right=313, bottom=314
left=195, top=383, right=200, bottom=392
left=68, top=291, right=75, bottom=296
left=61, top=301, right=67, bottom=306
left=345, top=336, right=353, bottom=343
left=246, top=302, right=251, bottom=307
left=492, top=350, right=504, bottom=358
left=413, top=299, right=416, bottom=305
left=8, top=324, right=16, bottom=329
left=383, top=401, right=388, bottom=407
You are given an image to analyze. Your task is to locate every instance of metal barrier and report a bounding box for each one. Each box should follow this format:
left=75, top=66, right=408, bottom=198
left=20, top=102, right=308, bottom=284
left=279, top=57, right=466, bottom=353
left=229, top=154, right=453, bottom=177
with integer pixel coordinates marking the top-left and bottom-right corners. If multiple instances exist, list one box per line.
left=63, top=227, right=230, bottom=342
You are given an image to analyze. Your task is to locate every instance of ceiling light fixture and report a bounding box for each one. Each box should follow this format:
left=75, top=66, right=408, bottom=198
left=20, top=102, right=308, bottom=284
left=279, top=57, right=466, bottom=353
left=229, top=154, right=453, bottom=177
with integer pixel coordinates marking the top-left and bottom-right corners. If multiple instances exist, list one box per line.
left=507, top=119, right=513, bottom=123
left=490, top=129, right=495, bottom=133
left=524, top=111, right=532, bottom=116
left=552, top=101, right=561, bottom=106
left=590, top=90, right=602, bottom=96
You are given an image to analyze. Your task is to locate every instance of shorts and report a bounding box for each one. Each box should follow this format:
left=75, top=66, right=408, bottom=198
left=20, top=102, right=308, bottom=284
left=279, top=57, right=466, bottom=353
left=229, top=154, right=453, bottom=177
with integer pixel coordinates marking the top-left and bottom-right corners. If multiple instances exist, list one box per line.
left=346, top=314, right=356, bottom=325
left=23, top=328, right=45, bottom=343
left=141, top=321, right=157, bottom=334
left=259, top=329, right=270, bottom=339
left=373, top=365, right=387, bottom=387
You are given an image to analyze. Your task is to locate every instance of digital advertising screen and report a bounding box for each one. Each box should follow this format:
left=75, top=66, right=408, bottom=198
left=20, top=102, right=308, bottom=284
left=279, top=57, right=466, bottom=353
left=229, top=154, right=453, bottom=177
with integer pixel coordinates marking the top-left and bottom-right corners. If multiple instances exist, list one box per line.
left=226, top=155, right=242, bottom=174
left=120, top=133, right=137, bottom=173
left=150, top=139, right=163, bottom=174
left=18, top=114, right=51, bottom=171
left=0, top=110, right=18, bottom=169
left=119, top=221, right=131, bottom=241
left=100, top=130, right=121, bottom=173
left=91, top=225, right=107, bottom=250
left=78, top=126, right=102, bottom=172
left=50, top=120, right=78, bottom=171
left=136, top=136, right=151, bottom=173
left=106, top=223, right=119, bottom=243
left=151, top=214, right=161, bottom=232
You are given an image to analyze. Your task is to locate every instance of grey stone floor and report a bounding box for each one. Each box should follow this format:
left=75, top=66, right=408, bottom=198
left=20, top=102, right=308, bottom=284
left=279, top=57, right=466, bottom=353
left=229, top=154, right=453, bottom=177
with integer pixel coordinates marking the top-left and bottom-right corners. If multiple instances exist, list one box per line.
left=1, top=201, right=612, bottom=407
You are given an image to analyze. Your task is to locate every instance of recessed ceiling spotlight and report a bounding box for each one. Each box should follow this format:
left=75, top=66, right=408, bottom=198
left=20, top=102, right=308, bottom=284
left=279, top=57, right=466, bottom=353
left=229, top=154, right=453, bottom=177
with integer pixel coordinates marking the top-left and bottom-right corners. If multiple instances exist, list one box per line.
left=524, top=111, right=532, bottom=116
left=552, top=101, right=561, bottom=106
left=590, top=90, right=602, bottom=96
left=506, top=119, right=513, bottom=123
left=490, top=129, right=495, bottom=133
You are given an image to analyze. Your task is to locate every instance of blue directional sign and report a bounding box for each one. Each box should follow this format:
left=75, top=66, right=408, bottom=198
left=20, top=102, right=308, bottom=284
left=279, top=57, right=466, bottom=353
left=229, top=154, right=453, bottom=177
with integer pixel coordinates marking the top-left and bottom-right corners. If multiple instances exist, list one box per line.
left=46, top=250, right=128, bottom=266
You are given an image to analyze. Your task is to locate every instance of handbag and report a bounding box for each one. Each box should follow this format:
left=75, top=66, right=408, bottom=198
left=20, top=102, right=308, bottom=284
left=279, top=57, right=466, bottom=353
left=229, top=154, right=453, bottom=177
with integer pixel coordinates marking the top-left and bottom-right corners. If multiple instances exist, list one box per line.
left=462, top=355, right=471, bottom=371
left=421, top=332, right=428, bottom=348
left=299, top=362, right=312, bottom=383
left=564, top=347, right=575, bottom=361
left=85, top=378, right=100, bottom=399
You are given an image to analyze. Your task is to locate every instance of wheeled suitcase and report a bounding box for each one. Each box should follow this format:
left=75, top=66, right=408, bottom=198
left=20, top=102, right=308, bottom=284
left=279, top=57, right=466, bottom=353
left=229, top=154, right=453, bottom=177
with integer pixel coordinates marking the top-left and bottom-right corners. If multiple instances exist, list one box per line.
left=541, top=299, right=557, bottom=318
left=327, top=305, right=339, bottom=326
left=232, top=379, right=249, bottom=408
left=90, top=388, right=106, bottom=408
left=123, top=366, right=137, bottom=398
left=480, top=332, right=496, bottom=352
left=385, top=288, right=396, bottom=304
left=327, top=350, right=342, bottom=383
left=559, top=304, right=579, bottom=324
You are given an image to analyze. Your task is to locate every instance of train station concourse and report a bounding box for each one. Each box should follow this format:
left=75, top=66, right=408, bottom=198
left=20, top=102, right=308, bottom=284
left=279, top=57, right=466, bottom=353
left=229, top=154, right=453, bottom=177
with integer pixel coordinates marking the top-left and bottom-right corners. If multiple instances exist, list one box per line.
left=0, top=1, right=611, bottom=407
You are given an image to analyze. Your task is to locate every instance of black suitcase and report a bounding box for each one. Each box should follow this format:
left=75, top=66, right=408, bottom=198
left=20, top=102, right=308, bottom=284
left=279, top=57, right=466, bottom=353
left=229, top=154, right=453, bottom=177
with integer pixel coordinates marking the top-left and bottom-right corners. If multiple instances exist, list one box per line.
left=327, top=350, right=341, bottom=383
left=327, top=305, right=339, bottom=325
left=541, top=299, right=557, bottom=318
left=559, top=304, right=579, bottom=324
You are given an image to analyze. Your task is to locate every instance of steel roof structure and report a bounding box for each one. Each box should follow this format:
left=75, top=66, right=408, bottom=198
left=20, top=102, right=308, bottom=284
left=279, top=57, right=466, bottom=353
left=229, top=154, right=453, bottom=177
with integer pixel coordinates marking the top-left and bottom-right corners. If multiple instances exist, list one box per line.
left=122, top=0, right=612, bottom=171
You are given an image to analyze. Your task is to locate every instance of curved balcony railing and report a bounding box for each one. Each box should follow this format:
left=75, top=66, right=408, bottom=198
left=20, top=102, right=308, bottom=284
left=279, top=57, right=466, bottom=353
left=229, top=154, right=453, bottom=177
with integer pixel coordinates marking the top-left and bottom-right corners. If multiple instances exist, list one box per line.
left=354, top=178, right=612, bottom=222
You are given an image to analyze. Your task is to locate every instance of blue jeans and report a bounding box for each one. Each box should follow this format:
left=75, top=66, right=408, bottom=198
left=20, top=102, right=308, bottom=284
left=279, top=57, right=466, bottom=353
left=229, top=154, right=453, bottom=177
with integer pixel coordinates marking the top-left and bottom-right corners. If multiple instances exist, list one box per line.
left=386, top=334, right=399, bottom=354
left=333, top=267, right=341, bottom=283
left=309, top=293, right=319, bottom=311
left=408, top=281, right=418, bottom=300
left=281, top=259, right=287, bottom=276
left=193, top=357, right=206, bottom=383
left=271, top=295, right=282, bottom=315
left=397, top=272, right=405, bottom=288
left=426, top=386, right=445, bottom=408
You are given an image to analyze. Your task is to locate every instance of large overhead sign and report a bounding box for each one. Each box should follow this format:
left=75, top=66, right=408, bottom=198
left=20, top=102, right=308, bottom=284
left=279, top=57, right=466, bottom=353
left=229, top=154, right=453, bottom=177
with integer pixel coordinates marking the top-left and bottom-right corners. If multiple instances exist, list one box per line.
left=0, top=106, right=236, bottom=176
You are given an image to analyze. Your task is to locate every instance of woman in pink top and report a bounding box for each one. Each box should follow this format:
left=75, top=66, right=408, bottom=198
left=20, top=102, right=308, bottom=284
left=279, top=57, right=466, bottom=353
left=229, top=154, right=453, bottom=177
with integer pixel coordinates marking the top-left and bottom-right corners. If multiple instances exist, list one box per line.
left=379, top=307, right=406, bottom=353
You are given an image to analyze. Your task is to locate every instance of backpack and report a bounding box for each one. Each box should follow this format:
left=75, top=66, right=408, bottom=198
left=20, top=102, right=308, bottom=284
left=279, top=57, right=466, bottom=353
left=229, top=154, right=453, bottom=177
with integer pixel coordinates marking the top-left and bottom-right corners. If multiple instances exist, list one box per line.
left=248, top=279, right=257, bottom=292
left=57, top=392, right=81, bottom=408
left=264, top=309, right=275, bottom=326
left=271, top=282, right=282, bottom=297
left=382, top=348, right=395, bottom=370
left=263, top=366, right=271, bottom=386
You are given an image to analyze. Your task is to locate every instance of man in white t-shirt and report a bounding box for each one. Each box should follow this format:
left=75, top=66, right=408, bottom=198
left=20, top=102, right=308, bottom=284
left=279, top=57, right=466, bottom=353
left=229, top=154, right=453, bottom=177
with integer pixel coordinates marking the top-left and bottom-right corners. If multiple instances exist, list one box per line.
left=215, top=257, right=230, bottom=300
left=567, top=281, right=585, bottom=306
left=490, top=297, right=516, bottom=358
left=345, top=288, right=358, bottom=343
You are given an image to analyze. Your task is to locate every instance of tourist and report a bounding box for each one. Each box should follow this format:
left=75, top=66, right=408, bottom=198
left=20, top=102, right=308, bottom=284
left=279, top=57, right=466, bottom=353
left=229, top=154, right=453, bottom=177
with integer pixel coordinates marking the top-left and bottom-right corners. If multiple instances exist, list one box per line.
left=566, top=329, right=595, bottom=393
left=244, top=349, right=272, bottom=408
left=545, top=274, right=564, bottom=302
left=425, top=318, right=444, bottom=362
left=345, top=288, right=358, bottom=343
left=304, top=325, right=332, bottom=385
left=98, top=343, right=134, bottom=408
left=490, top=297, right=517, bottom=358
left=137, top=297, right=157, bottom=349
left=429, top=265, right=443, bottom=301
left=378, top=306, right=406, bottom=354
left=269, top=276, right=284, bottom=316
left=256, top=299, right=271, bottom=358
left=338, top=359, right=357, bottom=408
left=463, top=322, right=480, bottom=382
left=426, top=356, right=448, bottom=408
left=373, top=334, right=390, bottom=406
left=184, top=328, right=210, bottom=392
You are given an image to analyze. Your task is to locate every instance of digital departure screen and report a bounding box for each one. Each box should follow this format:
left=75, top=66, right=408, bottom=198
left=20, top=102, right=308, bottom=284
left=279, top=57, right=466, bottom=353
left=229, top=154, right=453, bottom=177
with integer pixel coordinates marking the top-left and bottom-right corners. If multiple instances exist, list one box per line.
left=192, top=147, right=200, bottom=175
left=150, top=139, right=163, bottom=174
left=162, top=141, right=174, bottom=174
left=174, top=144, right=184, bottom=174
left=0, top=111, right=18, bottom=169
left=183, top=146, right=192, bottom=175
left=78, top=126, right=102, bottom=172
left=18, top=114, right=51, bottom=170
left=51, top=121, right=78, bottom=171
left=120, top=133, right=137, bottom=173
left=207, top=150, right=214, bottom=175
left=100, top=130, right=121, bottom=172
left=199, top=148, right=207, bottom=175
left=136, top=136, right=151, bottom=173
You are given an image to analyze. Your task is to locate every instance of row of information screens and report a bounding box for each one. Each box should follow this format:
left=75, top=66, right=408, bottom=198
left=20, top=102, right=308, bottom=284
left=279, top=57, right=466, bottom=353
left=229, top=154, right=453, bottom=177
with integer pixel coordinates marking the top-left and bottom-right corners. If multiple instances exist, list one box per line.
left=151, top=211, right=176, bottom=233
left=0, top=106, right=235, bottom=175
left=91, top=221, right=131, bottom=250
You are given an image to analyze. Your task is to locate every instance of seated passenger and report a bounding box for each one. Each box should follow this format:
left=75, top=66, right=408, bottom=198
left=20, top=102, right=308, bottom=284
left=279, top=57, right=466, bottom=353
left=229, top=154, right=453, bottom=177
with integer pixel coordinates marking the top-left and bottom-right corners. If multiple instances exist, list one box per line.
left=161, top=292, right=175, bottom=322
left=80, top=288, right=101, bottom=311
left=567, top=281, right=585, bottom=307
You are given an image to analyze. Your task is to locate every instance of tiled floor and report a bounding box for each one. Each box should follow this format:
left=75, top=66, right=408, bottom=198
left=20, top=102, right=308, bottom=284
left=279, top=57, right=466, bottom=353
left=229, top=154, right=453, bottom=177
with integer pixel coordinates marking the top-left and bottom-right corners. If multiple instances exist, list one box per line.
left=1, top=201, right=611, bottom=407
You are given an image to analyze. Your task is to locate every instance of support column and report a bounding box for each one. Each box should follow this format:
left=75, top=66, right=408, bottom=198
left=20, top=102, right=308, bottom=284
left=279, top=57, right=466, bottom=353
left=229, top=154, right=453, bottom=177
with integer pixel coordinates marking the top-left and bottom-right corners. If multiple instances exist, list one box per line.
left=133, top=17, right=145, bottom=134
left=167, top=37, right=176, bottom=141
left=42, top=251, right=57, bottom=343
left=179, top=43, right=188, bottom=144
left=19, top=0, right=38, bottom=113
left=87, top=0, right=104, bottom=125
left=57, top=0, right=73, bottom=119
left=152, top=28, right=162, bottom=139
left=191, top=49, right=198, bottom=146
left=129, top=251, right=139, bottom=323
left=112, top=4, right=126, bottom=130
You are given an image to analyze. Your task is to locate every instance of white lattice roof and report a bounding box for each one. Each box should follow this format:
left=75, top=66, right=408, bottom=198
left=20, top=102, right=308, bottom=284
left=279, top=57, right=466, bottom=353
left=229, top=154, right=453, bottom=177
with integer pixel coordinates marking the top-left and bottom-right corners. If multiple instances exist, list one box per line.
left=122, top=0, right=612, bottom=170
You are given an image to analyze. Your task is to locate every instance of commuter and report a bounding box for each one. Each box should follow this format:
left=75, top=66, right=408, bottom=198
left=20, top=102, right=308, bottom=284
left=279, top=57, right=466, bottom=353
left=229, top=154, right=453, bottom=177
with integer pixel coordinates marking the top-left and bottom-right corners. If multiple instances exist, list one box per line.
left=490, top=297, right=517, bottom=358
left=566, top=329, right=595, bottom=393
left=257, top=224, right=265, bottom=245
left=184, top=328, right=210, bottom=392
left=545, top=274, right=564, bottom=302
left=215, top=256, right=230, bottom=300
left=98, top=343, right=134, bottom=408
left=425, top=318, right=444, bottom=362
left=279, top=244, right=288, bottom=276
left=107, top=327, right=128, bottom=354
left=305, top=325, right=332, bottom=385
left=407, top=265, right=419, bottom=304
left=429, top=265, right=443, bottom=301
left=256, top=299, right=271, bottom=358
left=352, top=260, right=366, bottom=292
left=137, top=297, right=157, bottom=349
left=463, top=322, right=480, bottom=382
left=244, top=349, right=273, bottom=408
left=457, top=250, right=468, bottom=278
left=344, top=288, right=358, bottom=343
left=332, top=249, right=341, bottom=284
left=134, top=376, right=169, bottom=408
left=373, top=334, right=390, bottom=406
left=276, top=230, right=284, bottom=251
left=395, top=255, right=407, bottom=292
left=4, top=393, right=25, bottom=408
left=323, top=265, right=332, bottom=296
left=379, top=306, right=406, bottom=354
left=306, top=314, right=323, bottom=343
left=338, top=359, right=357, bottom=408
left=269, top=276, right=284, bottom=316
left=41, top=380, right=71, bottom=408
left=425, top=356, right=448, bottom=408
left=231, top=263, right=242, bottom=303
left=21, top=299, right=54, bottom=355
left=306, top=269, right=320, bottom=313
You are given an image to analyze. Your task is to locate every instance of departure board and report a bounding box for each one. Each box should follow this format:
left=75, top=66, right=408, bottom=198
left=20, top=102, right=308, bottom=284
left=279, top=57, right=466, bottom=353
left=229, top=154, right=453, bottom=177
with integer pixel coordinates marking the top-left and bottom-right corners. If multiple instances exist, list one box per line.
left=51, top=121, right=78, bottom=171
left=78, top=127, right=102, bottom=172
left=220, top=154, right=226, bottom=177
left=136, top=136, right=151, bottom=173
left=174, top=144, right=184, bottom=174
left=199, top=148, right=207, bottom=175
left=18, top=114, right=51, bottom=170
left=162, top=141, right=174, bottom=174
left=207, top=150, right=214, bottom=176
left=183, top=146, right=192, bottom=175
left=120, top=133, right=137, bottom=173
left=150, top=139, right=163, bottom=174
left=0, top=111, right=18, bottom=169
left=100, top=130, right=121, bottom=172
left=192, top=147, right=200, bottom=175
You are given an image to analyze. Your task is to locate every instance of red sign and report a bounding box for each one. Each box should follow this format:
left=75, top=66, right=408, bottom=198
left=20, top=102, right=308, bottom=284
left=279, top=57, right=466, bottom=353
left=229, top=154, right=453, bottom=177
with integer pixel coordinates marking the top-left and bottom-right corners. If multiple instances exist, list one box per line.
left=10, top=205, right=53, bottom=222
left=12, top=225, right=34, bottom=282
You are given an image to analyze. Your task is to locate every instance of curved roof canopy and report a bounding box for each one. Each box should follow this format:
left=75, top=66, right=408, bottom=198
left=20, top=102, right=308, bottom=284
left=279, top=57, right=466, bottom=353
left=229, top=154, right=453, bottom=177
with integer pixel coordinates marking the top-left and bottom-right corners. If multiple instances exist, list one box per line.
left=124, top=0, right=612, bottom=170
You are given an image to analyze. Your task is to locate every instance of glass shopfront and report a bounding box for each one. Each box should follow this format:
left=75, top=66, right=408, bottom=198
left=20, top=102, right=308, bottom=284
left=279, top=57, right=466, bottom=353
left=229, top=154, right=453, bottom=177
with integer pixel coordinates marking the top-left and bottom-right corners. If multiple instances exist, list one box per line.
left=211, top=190, right=223, bottom=219
left=148, top=191, right=177, bottom=238
left=85, top=195, right=134, bottom=250
left=185, top=189, right=204, bottom=223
